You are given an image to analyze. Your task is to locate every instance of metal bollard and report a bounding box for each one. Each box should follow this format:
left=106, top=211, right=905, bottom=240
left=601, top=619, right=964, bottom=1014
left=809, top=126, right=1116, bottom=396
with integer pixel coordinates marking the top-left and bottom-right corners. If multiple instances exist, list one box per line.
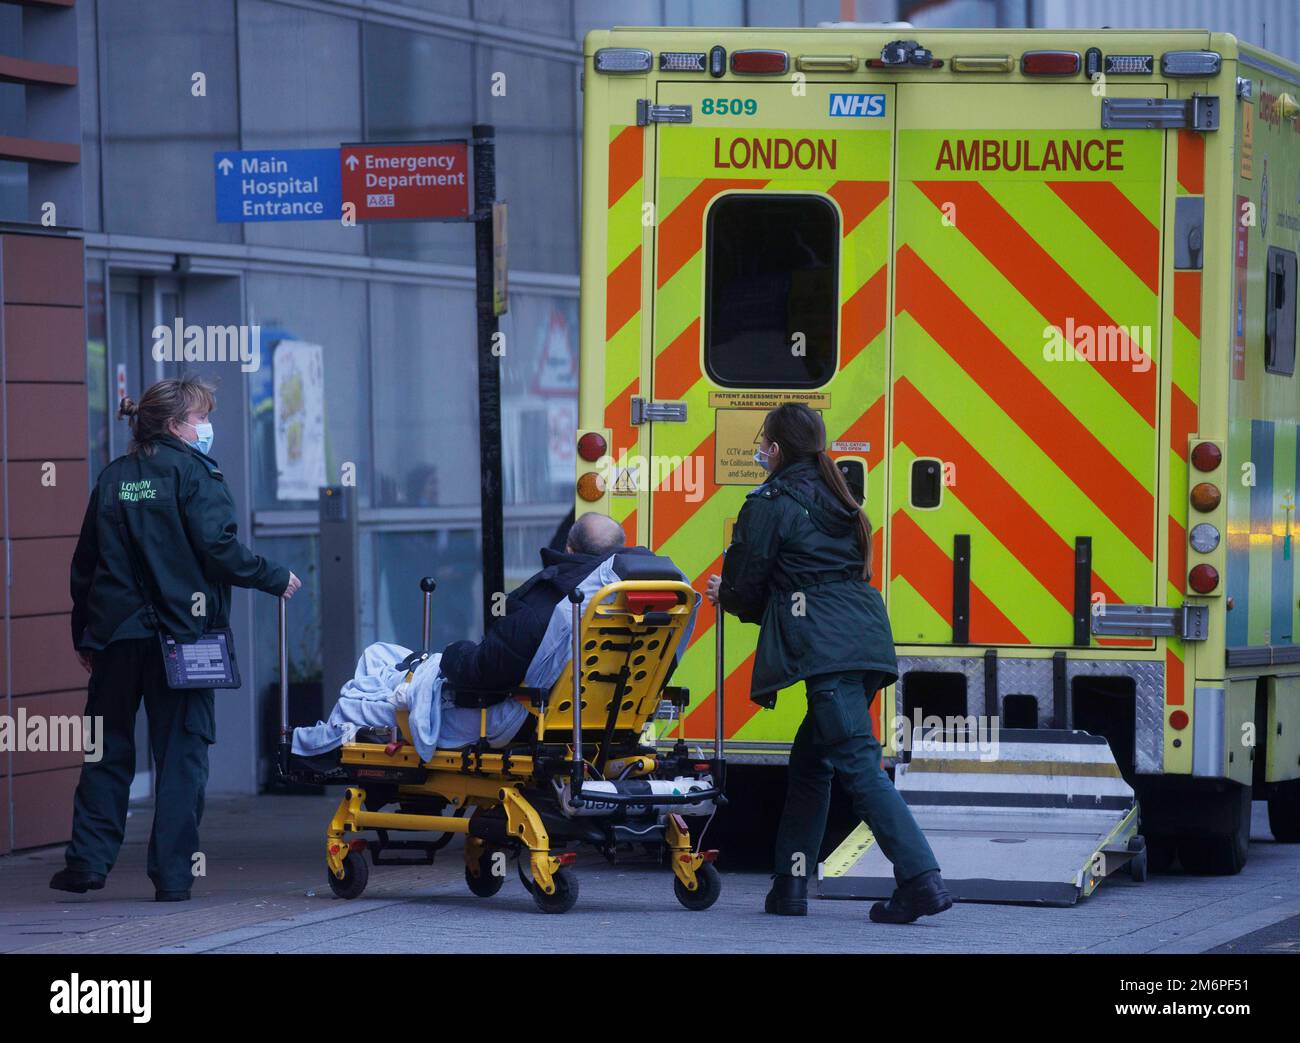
left=419, top=577, right=436, bottom=652
left=569, top=589, right=585, bottom=796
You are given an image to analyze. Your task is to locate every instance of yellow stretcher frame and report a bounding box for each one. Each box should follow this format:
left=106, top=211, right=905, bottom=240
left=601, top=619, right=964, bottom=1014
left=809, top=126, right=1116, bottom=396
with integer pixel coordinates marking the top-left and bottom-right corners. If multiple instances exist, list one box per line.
left=279, top=578, right=725, bottom=914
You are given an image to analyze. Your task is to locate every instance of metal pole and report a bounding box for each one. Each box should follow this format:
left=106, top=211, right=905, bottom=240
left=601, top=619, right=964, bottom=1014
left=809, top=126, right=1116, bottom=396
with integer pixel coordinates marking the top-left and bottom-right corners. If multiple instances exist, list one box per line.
left=472, top=123, right=504, bottom=634
left=277, top=596, right=289, bottom=775
left=569, top=590, right=585, bottom=796
left=420, top=577, right=436, bottom=652
left=715, top=603, right=725, bottom=760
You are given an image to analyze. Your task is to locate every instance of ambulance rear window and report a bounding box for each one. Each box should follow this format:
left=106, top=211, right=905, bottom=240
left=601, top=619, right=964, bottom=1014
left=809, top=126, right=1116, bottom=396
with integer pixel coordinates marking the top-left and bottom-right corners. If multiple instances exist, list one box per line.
left=704, top=194, right=838, bottom=388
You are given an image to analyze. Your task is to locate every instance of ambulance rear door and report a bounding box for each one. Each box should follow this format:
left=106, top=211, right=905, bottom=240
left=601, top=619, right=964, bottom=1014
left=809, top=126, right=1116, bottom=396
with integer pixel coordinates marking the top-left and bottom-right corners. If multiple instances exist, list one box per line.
left=644, top=80, right=895, bottom=750
left=889, top=82, right=1167, bottom=649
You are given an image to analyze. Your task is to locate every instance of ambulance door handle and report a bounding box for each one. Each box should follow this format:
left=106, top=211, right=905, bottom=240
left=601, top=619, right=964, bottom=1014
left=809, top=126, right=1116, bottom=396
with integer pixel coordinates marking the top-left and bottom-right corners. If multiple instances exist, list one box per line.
left=636, top=99, right=692, bottom=125
left=631, top=396, right=687, bottom=424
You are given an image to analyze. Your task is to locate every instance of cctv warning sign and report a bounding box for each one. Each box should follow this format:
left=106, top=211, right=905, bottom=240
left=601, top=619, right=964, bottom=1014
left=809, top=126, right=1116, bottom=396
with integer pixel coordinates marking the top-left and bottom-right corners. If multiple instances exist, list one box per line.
left=340, top=141, right=471, bottom=221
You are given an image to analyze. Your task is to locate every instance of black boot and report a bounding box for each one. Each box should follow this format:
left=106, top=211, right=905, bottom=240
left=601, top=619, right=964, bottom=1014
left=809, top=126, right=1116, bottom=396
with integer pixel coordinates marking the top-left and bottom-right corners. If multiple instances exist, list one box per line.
left=49, top=868, right=106, bottom=894
left=764, top=874, right=808, bottom=916
left=869, top=869, right=952, bottom=924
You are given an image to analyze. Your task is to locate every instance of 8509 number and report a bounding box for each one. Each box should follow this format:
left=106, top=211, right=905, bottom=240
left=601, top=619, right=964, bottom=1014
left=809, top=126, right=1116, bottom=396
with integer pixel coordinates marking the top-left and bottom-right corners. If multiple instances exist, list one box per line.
left=700, top=97, right=757, bottom=116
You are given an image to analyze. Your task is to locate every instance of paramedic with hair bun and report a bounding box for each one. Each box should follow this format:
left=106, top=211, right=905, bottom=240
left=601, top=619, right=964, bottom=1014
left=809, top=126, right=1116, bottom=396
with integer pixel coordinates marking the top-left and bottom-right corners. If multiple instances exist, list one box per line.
left=54, top=378, right=300, bottom=902
left=706, top=403, right=951, bottom=924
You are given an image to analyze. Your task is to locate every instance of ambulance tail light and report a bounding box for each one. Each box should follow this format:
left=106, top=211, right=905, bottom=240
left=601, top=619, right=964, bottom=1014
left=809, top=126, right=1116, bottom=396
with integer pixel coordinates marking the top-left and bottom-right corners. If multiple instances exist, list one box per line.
left=1169, top=710, right=1189, bottom=731
left=1021, top=51, right=1080, bottom=76
left=660, top=52, right=706, bottom=73
left=1190, top=482, right=1221, bottom=512
left=1191, top=441, right=1222, bottom=472
left=594, top=48, right=652, bottom=74
left=577, top=432, right=607, bottom=462
left=1161, top=51, right=1221, bottom=77
left=1188, top=523, right=1220, bottom=554
left=576, top=472, right=605, bottom=502
left=731, top=50, right=788, bottom=75
left=1188, top=564, right=1219, bottom=594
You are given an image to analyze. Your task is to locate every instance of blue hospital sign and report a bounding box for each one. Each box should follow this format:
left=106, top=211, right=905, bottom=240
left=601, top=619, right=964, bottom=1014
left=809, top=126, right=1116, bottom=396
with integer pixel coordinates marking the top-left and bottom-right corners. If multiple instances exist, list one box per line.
left=214, top=148, right=342, bottom=222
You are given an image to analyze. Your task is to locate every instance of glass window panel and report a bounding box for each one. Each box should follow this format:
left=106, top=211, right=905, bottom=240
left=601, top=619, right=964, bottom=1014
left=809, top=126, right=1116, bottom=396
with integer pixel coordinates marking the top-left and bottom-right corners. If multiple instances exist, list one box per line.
left=471, top=0, right=572, bottom=36
left=78, top=0, right=101, bottom=231
left=370, top=281, right=479, bottom=508
left=576, top=0, right=664, bottom=38
left=246, top=273, right=371, bottom=510
left=362, top=23, right=476, bottom=264
left=498, top=291, right=579, bottom=507
left=100, top=0, right=240, bottom=242
left=373, top=530, right=481, bottom=650
left=506, top=521, right=570, bottom=590
left=474, top=46, right=578, bottom=273
left=705, top=193, right=838, bottom=388
left=238, top=0, right=363, bottom=254
left=86, top=261, right=109, bottom=479
left=382, top=0, right=472, bottom=15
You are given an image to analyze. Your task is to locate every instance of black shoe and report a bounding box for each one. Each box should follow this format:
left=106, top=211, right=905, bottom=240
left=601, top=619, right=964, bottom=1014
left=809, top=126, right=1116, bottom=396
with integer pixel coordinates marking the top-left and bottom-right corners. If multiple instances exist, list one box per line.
left=869, top=869, right=953, bottom=924
left=49, top=868, right=106, bottom=894
left=764, top=874, right=808, bottom=916
left=155, top=889, right=191, bottom=902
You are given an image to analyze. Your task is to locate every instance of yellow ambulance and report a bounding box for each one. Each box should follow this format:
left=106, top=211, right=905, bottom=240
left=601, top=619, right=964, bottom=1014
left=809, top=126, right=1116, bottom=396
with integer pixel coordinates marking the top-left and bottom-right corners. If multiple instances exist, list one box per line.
left=573, top=25, right=1299, bottom=889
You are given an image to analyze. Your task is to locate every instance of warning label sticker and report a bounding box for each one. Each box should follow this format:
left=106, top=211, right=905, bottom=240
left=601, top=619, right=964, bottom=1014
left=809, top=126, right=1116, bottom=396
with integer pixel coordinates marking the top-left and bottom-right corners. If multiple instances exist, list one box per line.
left=708, top=391, right=830, bottom=409
left=715, top=409, right=769, bottom=486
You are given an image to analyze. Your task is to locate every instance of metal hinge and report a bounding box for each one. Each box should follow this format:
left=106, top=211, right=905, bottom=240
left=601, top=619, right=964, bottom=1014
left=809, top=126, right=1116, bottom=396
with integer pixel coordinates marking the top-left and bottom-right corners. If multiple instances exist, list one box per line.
left=1091, top=604, right=1209, bottom=641
left=636, top=99, right=692, bottom=126
left=630, top=396, right=687, bottom=424
left=1100, top=94, right=1219, bottom=131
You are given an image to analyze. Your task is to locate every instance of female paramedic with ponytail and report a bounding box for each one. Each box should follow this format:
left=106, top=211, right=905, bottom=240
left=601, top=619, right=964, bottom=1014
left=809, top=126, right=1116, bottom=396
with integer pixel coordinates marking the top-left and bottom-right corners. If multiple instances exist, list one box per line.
left=706, top=403, right=950, bottom=923
left=57, top=378, right=300, bottom=902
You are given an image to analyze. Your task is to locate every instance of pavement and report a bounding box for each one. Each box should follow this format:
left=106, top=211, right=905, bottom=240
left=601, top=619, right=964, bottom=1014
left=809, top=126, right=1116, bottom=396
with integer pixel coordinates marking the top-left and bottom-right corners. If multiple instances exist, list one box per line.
left=1, top=793, right=1298, bottom=954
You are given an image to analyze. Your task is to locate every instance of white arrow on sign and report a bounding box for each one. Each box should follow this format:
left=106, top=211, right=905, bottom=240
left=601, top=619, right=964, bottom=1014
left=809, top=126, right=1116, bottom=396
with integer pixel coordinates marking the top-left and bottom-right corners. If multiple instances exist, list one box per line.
left=217, top=157, right=233, bottom=175
left=345, top=154, right=359, bottom=170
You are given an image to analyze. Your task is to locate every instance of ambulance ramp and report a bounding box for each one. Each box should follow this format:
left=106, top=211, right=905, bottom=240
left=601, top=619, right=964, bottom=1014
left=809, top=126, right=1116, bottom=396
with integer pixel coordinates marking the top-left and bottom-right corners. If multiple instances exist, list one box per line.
left=819, top=729, right=1144, bottom=907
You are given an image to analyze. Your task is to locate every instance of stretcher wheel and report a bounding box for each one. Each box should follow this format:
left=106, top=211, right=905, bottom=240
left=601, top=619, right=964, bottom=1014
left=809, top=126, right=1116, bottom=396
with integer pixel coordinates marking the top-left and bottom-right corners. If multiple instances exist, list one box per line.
left=674, top=863, right=721, bottom=911
left=531, top=867, right=579, bottom=914
left=1126, top=835, right=1148, bottom=883
left=327, top=851, right=369, bottom=900
left=465, top=850, right=505, bottom=898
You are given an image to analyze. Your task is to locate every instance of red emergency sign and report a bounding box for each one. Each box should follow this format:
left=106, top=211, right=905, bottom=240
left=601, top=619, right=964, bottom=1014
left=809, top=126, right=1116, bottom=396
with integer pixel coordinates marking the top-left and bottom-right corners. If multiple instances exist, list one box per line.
left=340, top=141, right=471, bottom=221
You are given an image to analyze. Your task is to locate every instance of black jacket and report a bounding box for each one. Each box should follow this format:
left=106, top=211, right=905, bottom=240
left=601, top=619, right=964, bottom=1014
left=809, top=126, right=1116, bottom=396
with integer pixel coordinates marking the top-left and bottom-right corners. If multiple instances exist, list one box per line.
left=70, top=436, right=289, bottom=651
left=439, top=544, right=662, bottom=696
left=718, top=458, right=897, bottom=706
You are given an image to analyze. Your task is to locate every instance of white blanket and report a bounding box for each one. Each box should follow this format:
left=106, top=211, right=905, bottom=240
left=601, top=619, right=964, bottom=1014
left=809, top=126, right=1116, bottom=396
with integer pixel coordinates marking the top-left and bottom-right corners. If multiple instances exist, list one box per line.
left=291, top=643, right=526, bottom=762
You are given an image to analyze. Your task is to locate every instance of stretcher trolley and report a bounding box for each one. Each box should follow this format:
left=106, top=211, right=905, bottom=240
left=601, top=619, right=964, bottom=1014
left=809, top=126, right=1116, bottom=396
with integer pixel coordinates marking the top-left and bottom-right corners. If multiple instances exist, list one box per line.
left=277, top=561, right=727, bottom=913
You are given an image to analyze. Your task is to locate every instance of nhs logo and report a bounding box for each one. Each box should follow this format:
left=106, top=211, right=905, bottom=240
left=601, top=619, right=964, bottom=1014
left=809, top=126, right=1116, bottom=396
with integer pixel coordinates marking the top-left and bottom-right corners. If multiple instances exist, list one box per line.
left=829, top=93, right=886, bottom=118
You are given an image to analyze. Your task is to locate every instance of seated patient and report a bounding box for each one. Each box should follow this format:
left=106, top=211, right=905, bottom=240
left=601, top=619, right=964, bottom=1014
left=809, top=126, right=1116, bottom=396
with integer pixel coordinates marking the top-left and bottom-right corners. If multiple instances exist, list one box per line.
left=291, top=513, right=640, bottom=770
left=436, top=512, right=631, bottom=748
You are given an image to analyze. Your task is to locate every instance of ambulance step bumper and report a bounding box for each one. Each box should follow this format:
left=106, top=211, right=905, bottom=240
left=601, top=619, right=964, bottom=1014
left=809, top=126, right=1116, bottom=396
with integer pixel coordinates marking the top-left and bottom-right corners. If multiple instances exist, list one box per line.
left=819, top=729, right=1143, bottom=907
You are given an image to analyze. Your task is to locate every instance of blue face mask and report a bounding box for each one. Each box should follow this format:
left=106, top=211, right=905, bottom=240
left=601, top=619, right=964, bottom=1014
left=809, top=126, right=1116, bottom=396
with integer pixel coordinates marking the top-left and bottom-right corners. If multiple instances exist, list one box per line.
left=182, top=420, right=214, bottom=456
left=754, top=443, right=776, bottom=471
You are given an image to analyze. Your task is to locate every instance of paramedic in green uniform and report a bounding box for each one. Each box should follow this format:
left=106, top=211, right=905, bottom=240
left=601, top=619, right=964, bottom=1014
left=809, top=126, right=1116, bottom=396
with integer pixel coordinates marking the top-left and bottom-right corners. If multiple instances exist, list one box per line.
left=707, top=403, right=951, bottom=923
left=54, top=378, right=300, bottom=901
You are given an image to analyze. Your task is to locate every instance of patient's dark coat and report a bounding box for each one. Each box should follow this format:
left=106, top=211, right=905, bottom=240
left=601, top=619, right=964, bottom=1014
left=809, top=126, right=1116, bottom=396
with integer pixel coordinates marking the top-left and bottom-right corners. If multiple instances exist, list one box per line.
left=439, top=545, right=660, bottom=698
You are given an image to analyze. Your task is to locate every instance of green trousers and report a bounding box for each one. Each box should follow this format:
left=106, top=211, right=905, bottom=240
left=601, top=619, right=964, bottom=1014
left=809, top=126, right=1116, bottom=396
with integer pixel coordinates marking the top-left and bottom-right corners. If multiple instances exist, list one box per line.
left=65, top=638, right=215, bottom=892
left=774, top=670, right=939, bottom=884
